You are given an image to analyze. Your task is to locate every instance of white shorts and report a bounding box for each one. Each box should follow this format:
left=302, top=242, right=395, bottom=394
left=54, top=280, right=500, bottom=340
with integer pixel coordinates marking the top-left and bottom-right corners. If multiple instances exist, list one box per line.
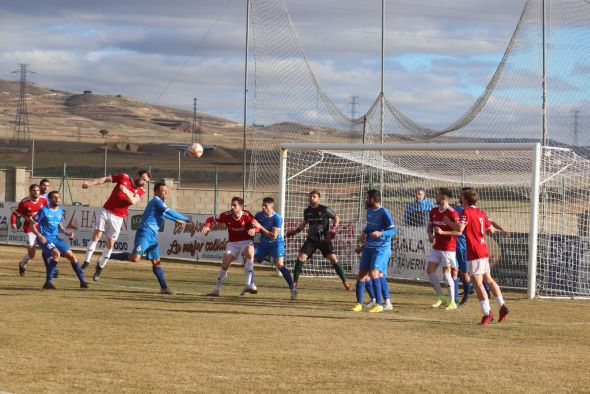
left=25, top=232, right=37, bottom=247
left=469, top=258, right=490, bottom=275
left=225, top=240, right=253, bottom=258
left=427, top=249, right=456, bottom=268
left=96, top=208, right=124, bottom=240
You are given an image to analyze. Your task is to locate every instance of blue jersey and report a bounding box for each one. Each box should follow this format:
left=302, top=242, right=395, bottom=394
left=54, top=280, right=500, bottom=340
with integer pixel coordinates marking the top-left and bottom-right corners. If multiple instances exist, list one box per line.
left=454, top=204, right=466, bottom=245
left=363, top=206, right=397, bottom=249
left=140, top=196, right=169, bottom=236
left=403, top=198, right=435, bottom=226
left=254, top=211, right=283, bottom=244
left=35, top=206, right=64, bottom=241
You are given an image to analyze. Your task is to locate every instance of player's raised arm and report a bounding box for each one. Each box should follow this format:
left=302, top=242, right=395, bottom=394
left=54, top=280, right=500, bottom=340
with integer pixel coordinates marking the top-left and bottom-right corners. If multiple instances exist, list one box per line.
left=164, top=209, right=190, bottom=224
left=490, top=220, right=509, bottom=236
left=286, top=219, right=308, bottom=238
left=82, top=176, right=111, bottom=189
left=119, top=184, right=141, bottom=205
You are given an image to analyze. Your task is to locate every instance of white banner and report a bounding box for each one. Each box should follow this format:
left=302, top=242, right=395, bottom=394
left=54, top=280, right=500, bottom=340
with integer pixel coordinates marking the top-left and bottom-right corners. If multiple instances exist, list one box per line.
left=389, top=225, right=441, bottom=281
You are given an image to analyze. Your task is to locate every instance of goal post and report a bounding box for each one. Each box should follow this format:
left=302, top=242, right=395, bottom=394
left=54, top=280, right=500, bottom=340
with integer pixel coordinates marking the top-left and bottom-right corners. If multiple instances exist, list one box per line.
left=278, top=142, right=590, bottom=299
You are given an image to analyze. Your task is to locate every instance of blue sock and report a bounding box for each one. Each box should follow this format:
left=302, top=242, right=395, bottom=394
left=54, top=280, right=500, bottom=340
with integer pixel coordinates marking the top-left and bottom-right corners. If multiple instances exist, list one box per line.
left=152, top=266, right=167, bottom=289
left=110, top=252, right=130, bottom=261
left=71, top=261, right=85, bottom=283
left=278, top=266, right=295, bottom=289
left=46, top=259, right=58, bottom=284
left=462, top=280, right=471, bottom=300
left=483, top=282, right=491, bottom=295
left=371, top=278, right=383, bottom=305
left=454, top=279, right=459, bottom=303
left=379, top=276, right=390, bottom=301
left=365, top=279, right=376, bottom=300
left=355, top=281, right=366, bottom=304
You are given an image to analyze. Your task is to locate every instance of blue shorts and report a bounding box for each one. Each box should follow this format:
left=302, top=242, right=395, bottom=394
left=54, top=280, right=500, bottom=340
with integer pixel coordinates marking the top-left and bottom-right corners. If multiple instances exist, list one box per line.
left=133, top=230, right=160, bottom=261
left=456, top=242, right=468, bottom=273
left=359, top=247, right=391, bottom=275
left=255, top=241, right=285, bottom=262
left=38, top=238, right=70, bottom=260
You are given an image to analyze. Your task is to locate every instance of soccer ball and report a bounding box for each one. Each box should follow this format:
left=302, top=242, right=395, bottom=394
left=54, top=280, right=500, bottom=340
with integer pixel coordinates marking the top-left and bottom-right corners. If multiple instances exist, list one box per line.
left=187, top=142, right=204, bottom=158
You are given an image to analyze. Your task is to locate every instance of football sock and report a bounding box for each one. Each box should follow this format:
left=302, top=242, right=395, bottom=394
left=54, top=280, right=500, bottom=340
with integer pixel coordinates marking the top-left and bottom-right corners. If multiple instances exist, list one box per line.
left=479, top=299, right=491, bottom=316
left=152, top=265, right=168, bottom=289
left=20, top=254, right=32, bottom=266
left=365, top=279, right=376, bottom=300
left=371, top=277, right=383, bottom=305
left=483, top=282, right=491, bottom=295
left=278, top=266, right=295, bottom=289
left=98, top=248, right=113, bottom=268
left=244, top=259, right=254, bottom=287
left=454, top=279, right=459, bottom=303
left=355, top=281, right=366, bottom=304
left=379, top=276, right=390, bottom=301
left=495, top=295, right=505, bottom=308
left=332, top=263, right=347, bottom=282
left=444, top=272, right=455, bottom=302
left=45, top=259, right=58, bottom=284
left=293, top=260, right=304, bottom=282
left=215, top=268, right=228, bottom=291
left=84, top=241, right=98, bottom=263
left=462, top=280, right=472, bottom=299
left=110, top=252, right=130, bottom=261
left=70, top=261, right=85, bottom=283
left=428, top=272, right=443, bottom=296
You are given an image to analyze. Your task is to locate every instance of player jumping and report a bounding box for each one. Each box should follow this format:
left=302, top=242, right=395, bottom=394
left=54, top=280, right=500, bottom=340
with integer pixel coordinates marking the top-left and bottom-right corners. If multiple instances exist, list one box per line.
left=30, top=191, right=89, bottom=290
left=352, top=190, right=396, bottom=313
left=10, top=184, right=48, bottom=276
left=285, top=190, right=350, bottom=291
left=426, top=188, right=461, bottom=311
left=80, top=170, right=150, bottom=280
left=109, top=182, right=189, bottom=294
left=251, top=197, right=297, bottom=300
left=203, top=196, right=257, bottom=297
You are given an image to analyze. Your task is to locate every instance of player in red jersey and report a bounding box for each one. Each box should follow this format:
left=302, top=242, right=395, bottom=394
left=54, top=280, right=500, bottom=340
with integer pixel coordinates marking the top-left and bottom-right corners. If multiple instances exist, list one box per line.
left=450, top=188, right=509, bottom=325
left=80, top=170, right=150, bottom=280
left=426, top=188, right=461, bottom=310
left=202, top=196, right=258, bottom=296
left=10, top=184, right=48, bottom=276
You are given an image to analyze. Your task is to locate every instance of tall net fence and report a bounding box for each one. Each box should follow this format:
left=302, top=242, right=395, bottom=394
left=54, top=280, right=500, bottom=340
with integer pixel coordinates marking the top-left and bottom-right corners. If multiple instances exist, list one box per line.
left=281, top=144, right=590, bottom=298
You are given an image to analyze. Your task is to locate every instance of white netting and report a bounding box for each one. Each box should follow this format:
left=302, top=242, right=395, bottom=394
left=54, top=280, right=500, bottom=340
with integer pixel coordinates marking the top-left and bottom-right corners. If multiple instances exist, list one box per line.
left=282, top=145, right=590, bottom=298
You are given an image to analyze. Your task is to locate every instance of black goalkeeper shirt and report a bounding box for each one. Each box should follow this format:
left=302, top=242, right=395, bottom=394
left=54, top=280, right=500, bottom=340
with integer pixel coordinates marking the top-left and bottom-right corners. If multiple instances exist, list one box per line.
left=303, top=204, right=336, bottom=242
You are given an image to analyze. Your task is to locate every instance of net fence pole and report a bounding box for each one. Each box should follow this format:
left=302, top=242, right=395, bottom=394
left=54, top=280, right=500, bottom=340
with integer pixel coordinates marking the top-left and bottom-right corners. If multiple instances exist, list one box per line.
left=279, top=147, right=288, bottom=237
left=528, top=143, right=542, bottom=299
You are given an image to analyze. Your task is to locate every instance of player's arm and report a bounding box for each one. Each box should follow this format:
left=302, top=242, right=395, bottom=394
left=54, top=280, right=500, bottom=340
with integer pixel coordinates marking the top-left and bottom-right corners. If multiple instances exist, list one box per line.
left=202, top=214, right=222, bottom=235
left=164, top=209, right=190, bottom=224
left=10, top=211, right=19, bottom=231
left=434, top=227, right=462, bottom=236
left=58, top=223, right=74, bottom=238
left=82, top=176, right=111, bottom=189
left=490, top=220, right=509, bottom=237
left=426, top=222, right=435, bottom=243
left=442, top=215, right=462, bottom=231
left=253, top=221, right=278, bottom=240
left=119, top=185, right=141, bottom=205
left=286, top=219, right=308, bottom=238
left=28, top=212, right=46, bottom=244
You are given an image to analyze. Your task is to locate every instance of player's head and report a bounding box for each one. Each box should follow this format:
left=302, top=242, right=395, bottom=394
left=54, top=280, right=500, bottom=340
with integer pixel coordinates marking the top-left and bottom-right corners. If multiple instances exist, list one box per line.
left=436, top=188, right=453, bottom=206
left=29, top=184, right=40, bottom=199
left=365, top=189, right=381, bottom=208
left=309, top=190, right=321, bottom=207
left=231, top=196, right=244, bottom=214
left=39, top=179, right=50, bottom=194
left=459, top=187, right=474, bottom=205
left=48, top=191, right=60, bottom=207
left=415, top=188, right=426, bottom=201
left=154, top=182, right=169, bottom=200
left=461, top=188, right=479, bottom=206
left=262, top=197, right=274, bottom=215
left=135, top=170, right=151, bottom=188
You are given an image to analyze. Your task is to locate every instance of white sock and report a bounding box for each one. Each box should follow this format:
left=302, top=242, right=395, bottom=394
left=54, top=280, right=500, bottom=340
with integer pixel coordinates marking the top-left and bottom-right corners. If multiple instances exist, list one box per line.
left=21, top=254, right=32, bottom=266
left=384, top=298, right=392, bottom=306
left=428, top=272, right=443, bottom=296
left=98, top=248, right=113, bottom=268
left=84, top=241, right=98, bottom=263
left=215, top=268, right=228, bottom=291
left=479, top=299, right=491, bottom=316
left=495, top=295, right=505, bottom=308
left=444, top=272, right=455, bottom=302
left=244, top=259, right=254, bottom=287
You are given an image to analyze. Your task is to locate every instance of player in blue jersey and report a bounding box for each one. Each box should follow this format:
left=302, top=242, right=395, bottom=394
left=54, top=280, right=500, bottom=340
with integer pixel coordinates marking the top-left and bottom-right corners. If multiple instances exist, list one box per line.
left=251, top=197, right=297, bottom=300
left=29, top=191, right=89, bottom=290
left=109, top=182, right=190, bottom=294
left=352, top=190, right=397, bottom=313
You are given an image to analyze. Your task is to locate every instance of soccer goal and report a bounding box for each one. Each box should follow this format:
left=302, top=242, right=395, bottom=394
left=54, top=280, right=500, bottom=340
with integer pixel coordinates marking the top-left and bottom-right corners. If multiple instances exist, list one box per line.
left=278, top=142, right=590, bottom=299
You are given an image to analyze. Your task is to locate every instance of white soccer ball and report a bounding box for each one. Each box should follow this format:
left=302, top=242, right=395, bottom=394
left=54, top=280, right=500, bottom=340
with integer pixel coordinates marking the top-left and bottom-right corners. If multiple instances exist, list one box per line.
left=187, top=142, right=204, bottom=158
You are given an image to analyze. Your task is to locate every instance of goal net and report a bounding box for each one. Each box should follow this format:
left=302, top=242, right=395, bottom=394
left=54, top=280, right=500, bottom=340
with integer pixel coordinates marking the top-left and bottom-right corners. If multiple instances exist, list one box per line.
left=279, top=143, right=590, bottom=299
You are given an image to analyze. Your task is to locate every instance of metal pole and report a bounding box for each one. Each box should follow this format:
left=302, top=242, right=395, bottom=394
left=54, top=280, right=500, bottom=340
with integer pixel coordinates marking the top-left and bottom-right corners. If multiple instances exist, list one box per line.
left=380, top=0, right=385, bottom=192
left=104, top=139, right=108, bottom=177
left=214, top=166, right=218, bottom=216
left=177, top=151, right=181, bottom=185
left=30, top=138, right=34, bottom=177
left=278, top=148, right=288, bottom=238
left=541, top=0, right=548, bottom=146
left=242, top=0, right=251, bottom=202
left=528, top=143, right=542, bottom=299
left=147, top=164, right=152, bottom=201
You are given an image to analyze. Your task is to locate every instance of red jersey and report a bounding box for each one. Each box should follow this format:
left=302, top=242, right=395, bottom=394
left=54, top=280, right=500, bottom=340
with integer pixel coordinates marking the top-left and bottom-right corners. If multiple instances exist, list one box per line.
left=429, top=206, right=459, bottom=251
left=103, top=173, right=145, bottom=218
left=206, top=210, right=255, bottom=242
left=460, top=206, right=493, bottom=260
left=11, top=196, right=48, bottom=233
